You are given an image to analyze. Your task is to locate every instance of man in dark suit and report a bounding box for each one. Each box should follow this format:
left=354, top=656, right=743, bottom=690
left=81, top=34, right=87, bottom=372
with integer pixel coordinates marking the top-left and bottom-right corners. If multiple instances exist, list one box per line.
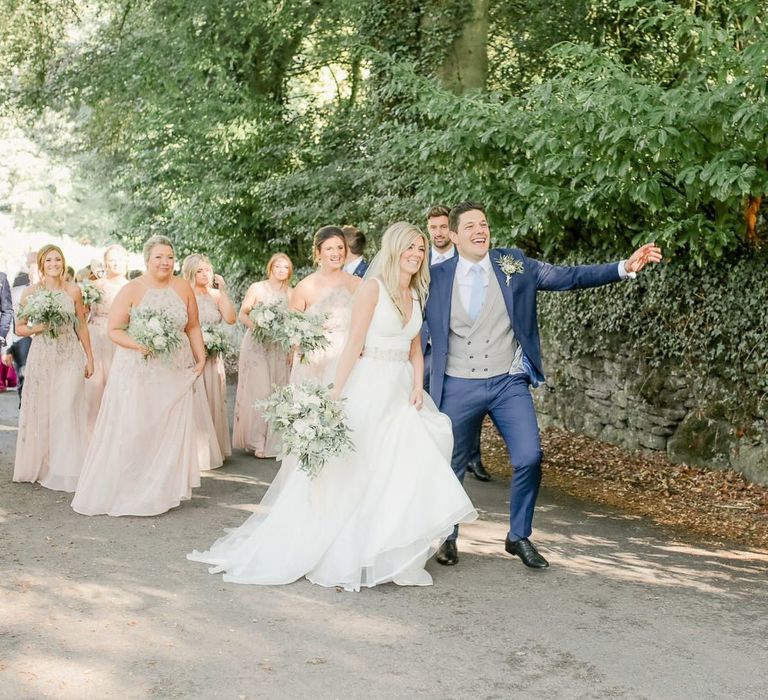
left=425, top=201, right=662, bottom=568
left=424, top=205, right=490, bottom=481
left=342, top=225, right=369, bottom=278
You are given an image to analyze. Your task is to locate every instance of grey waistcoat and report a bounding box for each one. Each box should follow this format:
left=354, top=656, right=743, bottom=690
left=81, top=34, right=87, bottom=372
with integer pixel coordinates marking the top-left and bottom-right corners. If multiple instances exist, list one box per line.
left=445, top=269, right=524, bottom=379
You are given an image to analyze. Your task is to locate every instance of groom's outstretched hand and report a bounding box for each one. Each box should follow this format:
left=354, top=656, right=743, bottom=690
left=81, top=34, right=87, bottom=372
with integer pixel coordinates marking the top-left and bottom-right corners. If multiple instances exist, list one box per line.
left=624, top=243, right=663, bottom=274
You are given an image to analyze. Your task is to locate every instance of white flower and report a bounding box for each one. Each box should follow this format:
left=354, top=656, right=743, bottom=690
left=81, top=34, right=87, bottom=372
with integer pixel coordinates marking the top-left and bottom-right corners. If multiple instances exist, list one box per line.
left=147, top=317, right=164, bottom=333
left=498, top=255, right=524, bottom=286
left=154, top=335, right=167, bottom=349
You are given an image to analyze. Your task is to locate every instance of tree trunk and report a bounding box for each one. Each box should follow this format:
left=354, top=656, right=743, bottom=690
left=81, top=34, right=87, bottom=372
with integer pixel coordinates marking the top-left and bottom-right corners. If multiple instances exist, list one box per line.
left=438, top=0, right=489, bottom=94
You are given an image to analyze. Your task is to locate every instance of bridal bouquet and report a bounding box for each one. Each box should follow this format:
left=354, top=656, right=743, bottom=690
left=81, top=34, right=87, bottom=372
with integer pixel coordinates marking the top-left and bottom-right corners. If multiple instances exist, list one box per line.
left=249, top=299, right=287, bottom=346
left=280, top=311, right=330, bottom=363
left=202, top=325, right=231, bottom=357
left=128, top=307, right=183, bottom=360
left=19, top=289, right=76, bottom=339
left=79, top=281, right=103, bottom=307
left=258, top=382, right=354, bottom=479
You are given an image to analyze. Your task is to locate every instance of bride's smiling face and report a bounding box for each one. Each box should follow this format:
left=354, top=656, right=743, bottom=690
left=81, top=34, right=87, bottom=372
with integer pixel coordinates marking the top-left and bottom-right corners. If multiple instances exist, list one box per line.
left=399, top=237, right=426, bottom=276
left=316, top=236, right=347, bottom=271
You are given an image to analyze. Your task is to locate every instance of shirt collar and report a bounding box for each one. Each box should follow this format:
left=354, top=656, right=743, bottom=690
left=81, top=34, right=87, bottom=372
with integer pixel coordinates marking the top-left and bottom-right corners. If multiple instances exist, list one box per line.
left=344, top=256, right=362, bottom=272
left=432, top=245, right=455, bottom=261
left=456, top=252, right=491, bottom=277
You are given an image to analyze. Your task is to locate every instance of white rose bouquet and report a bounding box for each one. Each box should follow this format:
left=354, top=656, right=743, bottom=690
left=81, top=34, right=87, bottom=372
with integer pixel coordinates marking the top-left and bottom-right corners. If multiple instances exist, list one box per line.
left=19, top=289, right=76, bottom=339
left=279, top=311, right=330, bottom=363
left=128, top=307, right=183, bottom=360
left=249, top=299, right=288, bottom=346
left=79, top=281, right=103, bottom=307
left=258, top=382, right=354, bottom=479
left=202, top=325, right=230, bottom=357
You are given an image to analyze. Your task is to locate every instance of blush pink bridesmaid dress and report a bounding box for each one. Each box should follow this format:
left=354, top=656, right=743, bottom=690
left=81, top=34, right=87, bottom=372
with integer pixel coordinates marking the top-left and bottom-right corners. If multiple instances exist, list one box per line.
left=72, top=287, right=220, bottom=516
left=13, top=290, right=88, bottom=492
left=196, top=292, right=232, bottom=459
left=232, top=282, right=290, bottom=457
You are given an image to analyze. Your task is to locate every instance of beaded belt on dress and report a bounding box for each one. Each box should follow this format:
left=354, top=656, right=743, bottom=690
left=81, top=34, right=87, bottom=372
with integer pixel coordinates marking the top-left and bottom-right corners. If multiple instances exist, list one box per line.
left=362, top=347, right=409, bottom=362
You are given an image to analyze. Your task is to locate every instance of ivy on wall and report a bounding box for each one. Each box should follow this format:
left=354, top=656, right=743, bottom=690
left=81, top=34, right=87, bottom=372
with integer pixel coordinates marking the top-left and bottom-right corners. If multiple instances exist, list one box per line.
left=537, top=251, right=768, bottom=424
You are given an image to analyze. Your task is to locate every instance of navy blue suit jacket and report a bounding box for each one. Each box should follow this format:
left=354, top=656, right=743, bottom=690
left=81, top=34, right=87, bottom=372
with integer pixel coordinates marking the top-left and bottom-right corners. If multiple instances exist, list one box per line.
left=0, top=272, right=13, bottom=342
left=424, top=248, right=622, bottom=409
left=351, top=259, right=369, bottom=278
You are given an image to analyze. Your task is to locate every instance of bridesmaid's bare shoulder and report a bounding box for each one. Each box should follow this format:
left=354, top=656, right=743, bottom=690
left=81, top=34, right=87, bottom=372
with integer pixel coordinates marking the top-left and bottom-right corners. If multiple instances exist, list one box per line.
left=170, top=276, right=194, bottom=300
left=346, top=273, right=362, bottom=293
left=63, top=280, right=82, bottom=300
left=116, top=277, right=147, bottom=304
left=19, top=283, right=41, bottom=303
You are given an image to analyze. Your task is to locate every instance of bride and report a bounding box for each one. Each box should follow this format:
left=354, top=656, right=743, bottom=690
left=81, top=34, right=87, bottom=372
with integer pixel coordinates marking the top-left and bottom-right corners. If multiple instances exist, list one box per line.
left=188, top=222, right=477, bottom=591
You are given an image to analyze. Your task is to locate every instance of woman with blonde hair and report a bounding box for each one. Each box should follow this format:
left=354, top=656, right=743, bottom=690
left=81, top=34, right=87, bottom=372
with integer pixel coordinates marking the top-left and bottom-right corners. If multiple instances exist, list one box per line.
left=13, top=244, right=95, bottom=491
left=84, top=244, right=129, bottom=433
left=182, top=253, right=236, bottom=460
left=288, top=226, right=361, bottom=385
left=232, top=252, right=293, bottom=458
left=189, top=222, right=476, bottom=591
left=72, top=235, right=222, bottom=517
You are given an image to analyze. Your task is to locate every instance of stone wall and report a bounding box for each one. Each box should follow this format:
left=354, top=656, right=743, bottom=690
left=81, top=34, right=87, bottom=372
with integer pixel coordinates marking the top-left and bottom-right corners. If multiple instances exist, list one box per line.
left=532, top=334, right=768, bottom=486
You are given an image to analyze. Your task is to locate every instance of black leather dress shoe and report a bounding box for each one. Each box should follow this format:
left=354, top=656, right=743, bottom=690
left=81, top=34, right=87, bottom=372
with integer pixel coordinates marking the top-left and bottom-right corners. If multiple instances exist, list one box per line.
left=466, top=460, right=491, bottom=482
left=504, top=537, right=549, bottom=568
left=435, top=540, right=459, bottom=566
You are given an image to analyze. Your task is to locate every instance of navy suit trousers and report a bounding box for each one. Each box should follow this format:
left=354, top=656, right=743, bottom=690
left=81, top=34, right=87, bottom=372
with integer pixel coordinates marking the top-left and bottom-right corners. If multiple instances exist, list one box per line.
left=441, top=373, right=542, bottom=541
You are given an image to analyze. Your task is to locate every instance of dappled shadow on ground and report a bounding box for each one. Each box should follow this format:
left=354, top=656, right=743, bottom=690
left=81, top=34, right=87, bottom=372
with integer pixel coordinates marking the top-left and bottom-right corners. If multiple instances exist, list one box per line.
left=2, top=421, right=766, bottom=699
left=458, top=503, right=768, bottom=600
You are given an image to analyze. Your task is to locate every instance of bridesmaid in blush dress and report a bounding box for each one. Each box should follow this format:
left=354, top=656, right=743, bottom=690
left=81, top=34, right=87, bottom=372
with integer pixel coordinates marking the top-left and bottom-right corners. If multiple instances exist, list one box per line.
left=72, top=235, right=217, bottom=517
left=232, top=253, right=293, bottom=458
left=13, top=244, right=95, bottom=492
left=182, top=254, right=236, bottom=460
left=84, top=244, right=128, bottom=434
left=289, top=226, right=361, bottom=386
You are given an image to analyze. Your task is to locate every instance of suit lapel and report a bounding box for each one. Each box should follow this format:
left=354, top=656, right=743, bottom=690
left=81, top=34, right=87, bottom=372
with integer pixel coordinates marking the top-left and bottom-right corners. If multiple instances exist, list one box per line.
left=489, top=249, right=516, bottom=326
left=437, top=256, right=458, bottom=341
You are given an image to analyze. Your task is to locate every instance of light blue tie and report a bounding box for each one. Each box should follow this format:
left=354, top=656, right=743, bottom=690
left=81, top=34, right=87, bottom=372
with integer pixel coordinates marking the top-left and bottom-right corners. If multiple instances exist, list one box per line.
left=467, top=264, right=485, bottom=321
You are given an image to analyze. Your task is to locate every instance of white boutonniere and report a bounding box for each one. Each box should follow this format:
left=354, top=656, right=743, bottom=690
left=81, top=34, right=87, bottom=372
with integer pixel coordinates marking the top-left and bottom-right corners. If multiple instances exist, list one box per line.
left=498, top=255, right=524, bottom=285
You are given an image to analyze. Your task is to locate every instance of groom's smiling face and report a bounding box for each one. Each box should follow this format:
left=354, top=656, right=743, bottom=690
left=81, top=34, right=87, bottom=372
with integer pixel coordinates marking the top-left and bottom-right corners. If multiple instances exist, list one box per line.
left=450, top=209, right=490, bottom=263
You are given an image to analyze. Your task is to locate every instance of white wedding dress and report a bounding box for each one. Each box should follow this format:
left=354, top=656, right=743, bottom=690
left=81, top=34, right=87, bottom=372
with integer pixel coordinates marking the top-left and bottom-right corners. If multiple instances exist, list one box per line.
left=188, top=279, right=477, bottom=591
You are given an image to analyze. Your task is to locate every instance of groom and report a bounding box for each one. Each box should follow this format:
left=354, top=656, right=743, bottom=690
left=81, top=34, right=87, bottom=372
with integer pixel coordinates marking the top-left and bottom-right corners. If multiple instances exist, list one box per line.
left=425, top=201, right=662, bottom=568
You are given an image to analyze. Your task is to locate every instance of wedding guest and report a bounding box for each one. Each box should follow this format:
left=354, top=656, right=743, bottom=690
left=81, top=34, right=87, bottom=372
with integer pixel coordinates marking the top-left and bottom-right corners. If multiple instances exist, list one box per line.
left=6, top=253, right=38, bottom=403
left=426, top=205, right=455, bottom=265
left=182, top=253, right=236, bottom=460
left=13, top=245, right=94, bottom=492
left=84, top=244, right=129, bottom=434
left=290, top=226, right=361, bottom=384
left=189, top=222, right=476, bottom=590
left=72, top=235, right=221, bottom=517
left=75, top=267, right=93, bottom=284
left=342, top=225, right=369, bottom=277
left=425, top=201, right=662, bottom=568
left=0, top=271, right=14, bottom=392
left=233, top=253, right=293, bottom=458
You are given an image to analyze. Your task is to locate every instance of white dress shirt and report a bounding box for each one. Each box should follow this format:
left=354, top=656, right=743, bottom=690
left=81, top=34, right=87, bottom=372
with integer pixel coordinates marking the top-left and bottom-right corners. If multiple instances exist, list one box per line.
left=455, top=254, right=492, bottom=316
left=431, top=245, right=456, bottom=266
